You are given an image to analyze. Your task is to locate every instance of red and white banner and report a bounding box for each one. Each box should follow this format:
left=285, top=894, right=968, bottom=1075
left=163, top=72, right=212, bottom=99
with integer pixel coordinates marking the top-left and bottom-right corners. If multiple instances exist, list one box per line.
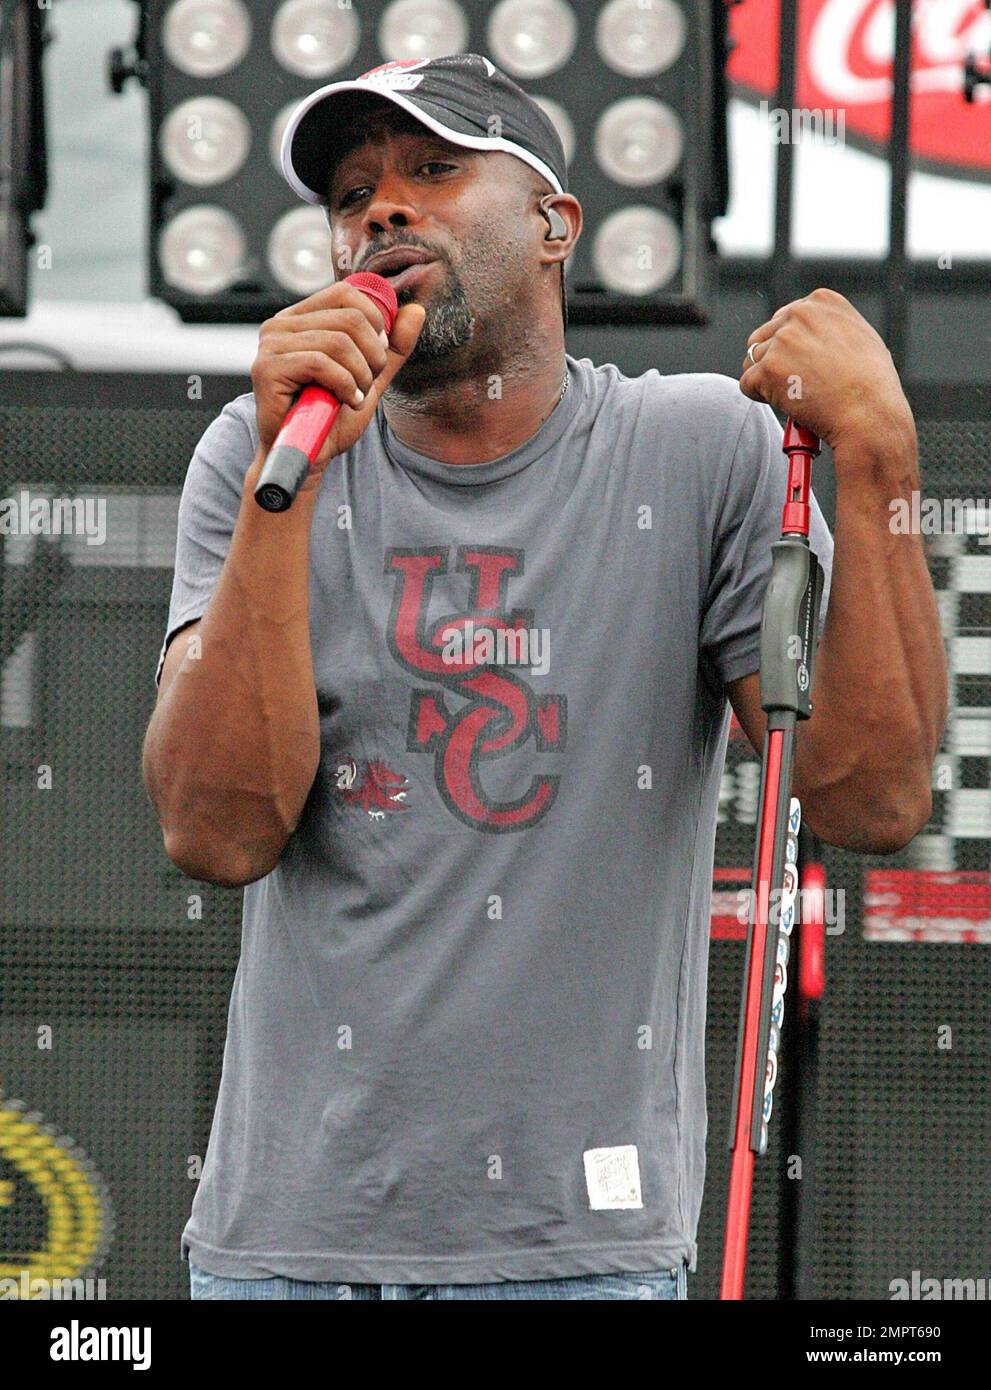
left=728, top=0, right=991, bottom=178
left=864, top=869, right=991, bottom=942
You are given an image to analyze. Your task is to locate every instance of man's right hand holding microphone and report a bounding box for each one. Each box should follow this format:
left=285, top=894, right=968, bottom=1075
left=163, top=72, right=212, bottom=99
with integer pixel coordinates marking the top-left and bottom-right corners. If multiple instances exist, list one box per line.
left=249, top=277, right=426, bottom=499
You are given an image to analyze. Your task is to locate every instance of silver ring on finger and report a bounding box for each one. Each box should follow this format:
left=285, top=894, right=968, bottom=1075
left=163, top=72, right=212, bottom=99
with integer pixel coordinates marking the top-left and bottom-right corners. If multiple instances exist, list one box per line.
left=746, top=342, right=760, bottom=369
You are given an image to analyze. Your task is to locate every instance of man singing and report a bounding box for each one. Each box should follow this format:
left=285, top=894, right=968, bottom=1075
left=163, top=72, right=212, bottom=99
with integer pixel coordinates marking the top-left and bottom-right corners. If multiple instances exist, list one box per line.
left=143, top=54, right=946, bottom=1301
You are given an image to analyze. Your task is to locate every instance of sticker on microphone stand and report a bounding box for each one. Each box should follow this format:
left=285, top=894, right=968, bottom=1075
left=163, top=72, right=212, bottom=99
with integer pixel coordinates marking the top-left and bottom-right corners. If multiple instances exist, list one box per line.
left=772, top=960, right=787, bottom=1005
left=788, top=798, right=802, bottom=835
left=781, top=862, right=799, bottom=904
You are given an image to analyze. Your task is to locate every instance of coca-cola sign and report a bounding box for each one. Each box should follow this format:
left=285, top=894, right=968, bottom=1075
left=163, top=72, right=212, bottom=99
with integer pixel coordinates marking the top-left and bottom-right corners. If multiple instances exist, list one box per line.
left=728, top=0, right=991, bottom=176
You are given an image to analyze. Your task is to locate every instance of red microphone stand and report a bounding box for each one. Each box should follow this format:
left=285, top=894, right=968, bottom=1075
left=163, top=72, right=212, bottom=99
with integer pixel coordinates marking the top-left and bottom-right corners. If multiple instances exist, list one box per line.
left=720, top=420, right=825, bottom=1300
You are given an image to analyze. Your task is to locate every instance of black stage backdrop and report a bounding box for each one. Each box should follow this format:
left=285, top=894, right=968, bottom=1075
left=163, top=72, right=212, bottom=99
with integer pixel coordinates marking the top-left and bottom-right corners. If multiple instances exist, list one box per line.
left=0, top=371, right=987, bottom=1299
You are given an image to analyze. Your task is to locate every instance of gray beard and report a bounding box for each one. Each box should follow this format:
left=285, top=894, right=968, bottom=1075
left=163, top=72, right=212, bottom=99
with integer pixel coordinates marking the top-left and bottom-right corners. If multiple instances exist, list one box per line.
left=397, top=265, right=474, bottom=365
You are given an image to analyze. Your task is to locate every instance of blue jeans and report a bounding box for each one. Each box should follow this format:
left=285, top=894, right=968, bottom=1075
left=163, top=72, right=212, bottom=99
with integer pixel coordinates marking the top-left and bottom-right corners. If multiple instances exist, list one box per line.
left=189, top=1259, right=687, bottom=1301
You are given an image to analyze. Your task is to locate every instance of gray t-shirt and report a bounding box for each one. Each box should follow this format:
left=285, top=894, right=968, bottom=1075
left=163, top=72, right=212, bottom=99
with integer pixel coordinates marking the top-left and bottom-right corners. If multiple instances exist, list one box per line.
left=157, top=354, right=833, bottom=1283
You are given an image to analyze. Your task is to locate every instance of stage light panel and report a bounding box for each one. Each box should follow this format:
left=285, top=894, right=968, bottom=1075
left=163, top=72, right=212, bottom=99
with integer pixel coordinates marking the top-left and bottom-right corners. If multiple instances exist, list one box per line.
left=138, top=0, right=726, bottom=323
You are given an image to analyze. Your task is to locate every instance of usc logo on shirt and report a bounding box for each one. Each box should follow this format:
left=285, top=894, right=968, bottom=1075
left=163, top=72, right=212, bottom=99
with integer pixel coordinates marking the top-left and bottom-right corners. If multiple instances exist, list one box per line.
left=385, top=545, right=567, bottom=832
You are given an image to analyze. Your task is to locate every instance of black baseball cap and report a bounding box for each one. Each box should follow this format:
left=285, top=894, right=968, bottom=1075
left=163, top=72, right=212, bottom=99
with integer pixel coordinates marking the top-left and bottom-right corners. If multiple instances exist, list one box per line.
left=280, top=52, right=569, bottom=208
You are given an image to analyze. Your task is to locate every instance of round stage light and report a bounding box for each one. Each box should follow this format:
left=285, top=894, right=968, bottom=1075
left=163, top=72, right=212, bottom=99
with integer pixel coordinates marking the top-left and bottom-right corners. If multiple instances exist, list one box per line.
left=592, top=206, right=681, bottom=294
left=158, top=206, right=247, bottom=294
left=379, top=0, right=469, bottom=62
left=271, top=0, right=360, bottom=77
left=160, top=98, right=251, bottom=186
left=594, top=98, right=683, bottom=186
left=596, top=0, right=686, bottom=78
left=162, top=0, right=252, bottom=78
left=268, top=207, right=335, bottom=295
left=487, top=0, right=577, bottom=78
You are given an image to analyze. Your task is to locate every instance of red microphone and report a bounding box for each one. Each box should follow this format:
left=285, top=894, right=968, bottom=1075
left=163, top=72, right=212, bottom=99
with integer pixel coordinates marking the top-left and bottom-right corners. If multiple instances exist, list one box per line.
left=254, top=271, right=400, bottom=513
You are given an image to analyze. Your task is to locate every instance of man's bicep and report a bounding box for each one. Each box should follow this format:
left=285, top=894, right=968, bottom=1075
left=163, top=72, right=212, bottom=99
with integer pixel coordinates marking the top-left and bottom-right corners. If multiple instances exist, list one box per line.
left=153, top=397, right=254, bottom=694
left=726, top=670, right=765, bottom=758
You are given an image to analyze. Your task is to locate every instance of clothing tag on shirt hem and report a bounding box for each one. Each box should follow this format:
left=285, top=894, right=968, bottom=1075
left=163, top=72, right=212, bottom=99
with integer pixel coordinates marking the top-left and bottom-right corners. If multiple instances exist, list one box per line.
left=583, top=1144, right=643, bottom=1210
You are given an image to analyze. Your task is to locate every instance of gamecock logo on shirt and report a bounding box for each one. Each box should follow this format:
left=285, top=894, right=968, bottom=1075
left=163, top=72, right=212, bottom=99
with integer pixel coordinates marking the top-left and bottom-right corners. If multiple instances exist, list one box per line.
left=336, top=756, right=411, bottom=819
left=385, top=545, right=567, bottom=832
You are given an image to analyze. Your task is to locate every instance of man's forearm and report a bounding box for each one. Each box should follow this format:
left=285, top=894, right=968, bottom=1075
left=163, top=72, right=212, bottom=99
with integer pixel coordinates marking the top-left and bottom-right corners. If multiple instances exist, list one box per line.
left=794, top=417, right=949, bottom=851
left=143, top=448, right=322, bottom=884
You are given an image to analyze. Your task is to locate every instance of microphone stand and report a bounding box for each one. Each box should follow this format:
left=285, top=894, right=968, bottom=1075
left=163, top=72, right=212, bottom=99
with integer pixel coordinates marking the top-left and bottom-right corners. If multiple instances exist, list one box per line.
left=721, top=420, right=825, bottom=1300
left=781, top=824, right=828, bottom=1300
